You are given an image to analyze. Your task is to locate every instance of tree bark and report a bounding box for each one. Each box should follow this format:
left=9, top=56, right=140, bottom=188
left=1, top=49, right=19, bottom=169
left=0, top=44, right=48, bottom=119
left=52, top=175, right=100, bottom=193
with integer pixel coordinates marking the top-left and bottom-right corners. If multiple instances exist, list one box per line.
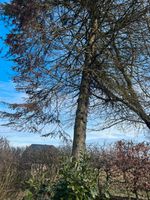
left=72, top=16, right=98, bottom=159
left=72, top=69, right=91, bottom=159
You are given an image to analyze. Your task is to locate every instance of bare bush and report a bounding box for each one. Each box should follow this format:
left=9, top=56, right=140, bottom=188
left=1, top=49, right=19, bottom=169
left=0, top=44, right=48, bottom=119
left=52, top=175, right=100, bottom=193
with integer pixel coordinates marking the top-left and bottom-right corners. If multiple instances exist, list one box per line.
left=0, top=137, right=23, bottom=200
left=89, top=141, right=150, bottom=200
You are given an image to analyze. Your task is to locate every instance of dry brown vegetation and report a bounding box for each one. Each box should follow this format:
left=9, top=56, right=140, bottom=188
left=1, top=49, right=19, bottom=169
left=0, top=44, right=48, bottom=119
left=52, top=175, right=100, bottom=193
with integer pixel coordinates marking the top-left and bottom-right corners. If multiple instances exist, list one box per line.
left=89, top=141, right=150, bottom=200
left=0, top=138, right=23, bottom=200
left=0, top=137, right=149, bottom=200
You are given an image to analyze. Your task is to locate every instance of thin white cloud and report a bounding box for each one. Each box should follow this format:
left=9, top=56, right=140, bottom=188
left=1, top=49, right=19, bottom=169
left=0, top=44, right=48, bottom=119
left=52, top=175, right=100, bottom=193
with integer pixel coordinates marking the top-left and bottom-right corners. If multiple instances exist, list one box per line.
left=0, top=81, right=147, bottom=147
left=86, top=128, right=146, bottom=145
left=0, top=125, right=63, bottom=147
left=0, top=80, right=26, bottom=104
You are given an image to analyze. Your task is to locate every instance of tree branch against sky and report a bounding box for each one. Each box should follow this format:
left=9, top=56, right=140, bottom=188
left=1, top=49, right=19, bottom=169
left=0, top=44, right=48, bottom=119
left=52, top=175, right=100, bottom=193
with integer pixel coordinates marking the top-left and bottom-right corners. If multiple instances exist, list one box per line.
left=0, top=0, right=150, bottom=158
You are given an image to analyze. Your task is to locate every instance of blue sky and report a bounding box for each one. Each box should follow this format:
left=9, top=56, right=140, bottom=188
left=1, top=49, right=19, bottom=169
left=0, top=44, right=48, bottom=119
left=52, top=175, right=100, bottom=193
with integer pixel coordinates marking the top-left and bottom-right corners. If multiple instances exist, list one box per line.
left=0, top=0, right=147, bottom=147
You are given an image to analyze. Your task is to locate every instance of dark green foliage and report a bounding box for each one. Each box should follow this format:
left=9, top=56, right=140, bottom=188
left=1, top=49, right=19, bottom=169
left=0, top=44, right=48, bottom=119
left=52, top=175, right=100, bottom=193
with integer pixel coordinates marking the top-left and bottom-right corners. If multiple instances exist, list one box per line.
left=23, top=154, right=99, bottom=200
left=52, top=154, right=99, bottom=200
left=23, top=173, right=53, bottom=200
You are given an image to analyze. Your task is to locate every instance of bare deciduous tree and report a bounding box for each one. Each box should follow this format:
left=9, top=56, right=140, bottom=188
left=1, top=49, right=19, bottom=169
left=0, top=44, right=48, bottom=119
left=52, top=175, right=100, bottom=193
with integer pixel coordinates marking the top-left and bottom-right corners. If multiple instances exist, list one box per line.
left=0, top=0, right=150, bottom=158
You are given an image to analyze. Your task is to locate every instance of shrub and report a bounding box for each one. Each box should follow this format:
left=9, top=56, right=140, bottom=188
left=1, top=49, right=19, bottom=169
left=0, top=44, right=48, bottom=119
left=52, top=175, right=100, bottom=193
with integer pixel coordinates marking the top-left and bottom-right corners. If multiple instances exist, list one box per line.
left=52, top=154, right=99, bottom=200
left=23, top=173, right=52, bottom=200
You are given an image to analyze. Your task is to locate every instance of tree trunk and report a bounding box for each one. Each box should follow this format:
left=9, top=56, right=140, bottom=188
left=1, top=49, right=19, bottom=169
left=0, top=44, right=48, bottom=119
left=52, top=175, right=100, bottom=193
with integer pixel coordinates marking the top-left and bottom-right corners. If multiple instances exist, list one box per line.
left=72, top=69, right=91, bottom=159
left=72, top=16, right=98, bottom=159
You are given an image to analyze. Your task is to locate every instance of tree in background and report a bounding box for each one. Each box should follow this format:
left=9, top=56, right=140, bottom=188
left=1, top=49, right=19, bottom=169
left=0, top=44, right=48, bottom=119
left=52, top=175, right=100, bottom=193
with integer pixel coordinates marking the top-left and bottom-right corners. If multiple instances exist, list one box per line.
left=0, top=0, right=150, bottom=158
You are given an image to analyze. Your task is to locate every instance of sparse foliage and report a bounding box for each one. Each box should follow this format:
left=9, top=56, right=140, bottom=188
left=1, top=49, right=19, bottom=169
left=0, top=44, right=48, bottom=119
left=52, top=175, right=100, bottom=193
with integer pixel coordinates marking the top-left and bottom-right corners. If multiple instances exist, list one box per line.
left=0, top=137, right=23, bottom=200
left=0, top=0, right=150, bottom=158
left=91, top=141, right=150, bottom=199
